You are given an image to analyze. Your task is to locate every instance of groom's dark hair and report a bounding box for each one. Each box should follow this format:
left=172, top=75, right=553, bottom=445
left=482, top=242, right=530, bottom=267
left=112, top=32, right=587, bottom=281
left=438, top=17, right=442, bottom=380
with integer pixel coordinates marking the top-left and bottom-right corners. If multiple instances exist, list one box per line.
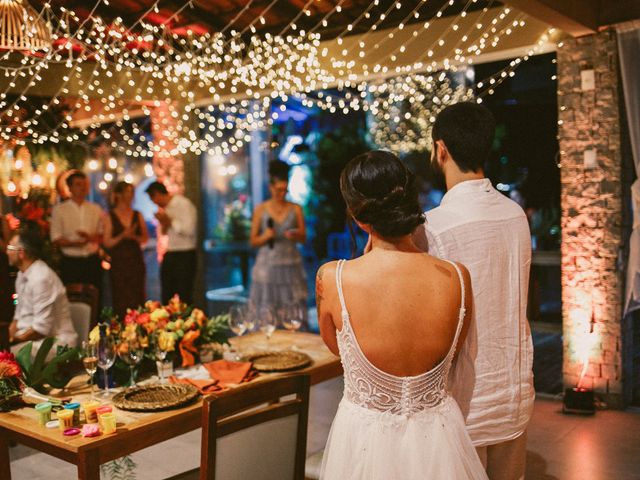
left=432, top=102, right=495, bottom=173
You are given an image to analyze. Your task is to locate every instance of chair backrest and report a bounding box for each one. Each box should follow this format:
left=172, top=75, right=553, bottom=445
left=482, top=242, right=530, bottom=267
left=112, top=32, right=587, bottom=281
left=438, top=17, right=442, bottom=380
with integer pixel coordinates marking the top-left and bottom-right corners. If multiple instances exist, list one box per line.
left=68, top=302, right=91, bottom=347
left=200, top=374, right=311, bottom=480
left=65, top=283, right=99, bottom=330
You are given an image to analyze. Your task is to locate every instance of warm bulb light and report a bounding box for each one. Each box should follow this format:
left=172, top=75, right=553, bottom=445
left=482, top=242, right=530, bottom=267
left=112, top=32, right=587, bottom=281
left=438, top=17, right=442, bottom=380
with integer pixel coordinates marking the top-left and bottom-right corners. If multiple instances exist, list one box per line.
left=144, top=163, right=154, bottom=177
left=32, top=174, right=43, bottom=186
left=88, top=159, right=99, bottom=171
left=124, top=173, right=134, bottom=183
left=98, top=181, right=108, bottom=190
left=46, top=162, right=55, bottom=174
left=108, top=157, right=118, bottom=169
left=104, top=173, right=113, bottom=181
left=7, top=180, right=17, bottom=194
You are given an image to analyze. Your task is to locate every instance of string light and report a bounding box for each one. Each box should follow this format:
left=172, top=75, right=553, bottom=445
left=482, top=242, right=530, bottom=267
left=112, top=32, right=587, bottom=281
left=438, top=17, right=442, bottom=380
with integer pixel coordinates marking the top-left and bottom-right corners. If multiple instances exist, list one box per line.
left=0, top=1, right=557, bottom=167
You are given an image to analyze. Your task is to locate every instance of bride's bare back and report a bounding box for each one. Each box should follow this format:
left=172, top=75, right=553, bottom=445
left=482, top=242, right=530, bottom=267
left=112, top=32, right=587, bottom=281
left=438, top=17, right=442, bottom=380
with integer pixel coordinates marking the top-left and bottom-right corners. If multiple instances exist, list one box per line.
left=317, top=249, right=472, bottom=377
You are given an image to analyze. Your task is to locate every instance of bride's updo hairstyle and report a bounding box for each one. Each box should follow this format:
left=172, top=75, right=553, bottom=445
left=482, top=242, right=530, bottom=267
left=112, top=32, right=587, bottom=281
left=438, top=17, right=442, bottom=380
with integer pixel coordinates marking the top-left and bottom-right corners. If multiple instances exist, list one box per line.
left=340, top=150, right=425, bottom=237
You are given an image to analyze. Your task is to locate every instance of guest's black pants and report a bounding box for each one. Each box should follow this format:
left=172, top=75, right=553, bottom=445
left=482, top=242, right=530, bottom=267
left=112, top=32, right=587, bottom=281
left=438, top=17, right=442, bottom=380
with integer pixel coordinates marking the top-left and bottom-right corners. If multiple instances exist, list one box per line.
left=161, top=250, right=196, bottom=305
left=60, top=254, right=103, bottom=307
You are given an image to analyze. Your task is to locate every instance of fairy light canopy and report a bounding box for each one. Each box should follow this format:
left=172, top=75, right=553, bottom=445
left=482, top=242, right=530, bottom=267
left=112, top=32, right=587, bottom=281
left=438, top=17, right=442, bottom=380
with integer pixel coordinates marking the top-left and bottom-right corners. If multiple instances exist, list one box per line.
left=0, top=0, right=562, bottom=162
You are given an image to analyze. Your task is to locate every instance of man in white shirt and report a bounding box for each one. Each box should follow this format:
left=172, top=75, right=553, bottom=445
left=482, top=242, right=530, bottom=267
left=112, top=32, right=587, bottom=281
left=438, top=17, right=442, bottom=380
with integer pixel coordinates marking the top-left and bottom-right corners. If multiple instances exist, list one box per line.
left=7, top=223, right=78, bottom=353
left=146, top=181, right=197, bottom=304
left=50, top=171, right=104, bottom=298
left=417, top=102, right=534, bottom=480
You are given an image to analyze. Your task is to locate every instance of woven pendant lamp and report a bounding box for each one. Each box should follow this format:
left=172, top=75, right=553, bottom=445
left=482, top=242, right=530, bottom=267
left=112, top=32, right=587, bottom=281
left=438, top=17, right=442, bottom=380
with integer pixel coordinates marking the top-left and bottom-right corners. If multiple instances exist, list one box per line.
left=0, top=0, right=51, bottom=51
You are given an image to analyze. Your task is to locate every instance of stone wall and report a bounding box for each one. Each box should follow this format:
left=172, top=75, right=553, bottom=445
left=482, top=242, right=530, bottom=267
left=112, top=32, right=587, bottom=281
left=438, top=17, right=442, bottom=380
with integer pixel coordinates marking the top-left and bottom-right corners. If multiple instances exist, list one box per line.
left=557, top=30, right=628, bottom=406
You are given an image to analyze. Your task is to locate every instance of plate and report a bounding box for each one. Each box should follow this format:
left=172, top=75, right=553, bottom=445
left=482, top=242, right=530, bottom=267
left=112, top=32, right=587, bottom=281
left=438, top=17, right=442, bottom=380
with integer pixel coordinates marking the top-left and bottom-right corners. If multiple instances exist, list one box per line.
left=112, top=384, right=199, bottom=411
left=245, top=350, right=312, bottom=372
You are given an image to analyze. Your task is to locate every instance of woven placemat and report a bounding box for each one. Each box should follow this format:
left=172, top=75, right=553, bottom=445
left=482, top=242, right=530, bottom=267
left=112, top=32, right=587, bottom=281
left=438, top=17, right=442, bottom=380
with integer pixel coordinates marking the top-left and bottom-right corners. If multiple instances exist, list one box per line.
left=245, top=350, right=312, bottom=372
left=112, top=384, right=199, bottom=411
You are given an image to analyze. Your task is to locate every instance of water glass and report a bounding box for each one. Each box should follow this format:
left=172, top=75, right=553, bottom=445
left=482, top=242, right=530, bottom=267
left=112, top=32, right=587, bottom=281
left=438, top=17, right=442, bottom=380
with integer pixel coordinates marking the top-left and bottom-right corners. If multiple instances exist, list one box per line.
left=118, top=339, right=144, bottom=387
left=281, top=304, right=304, bottom=333
left=259, top=306, right=276, bottom=341
left=229, top=305, right=248, bottom=337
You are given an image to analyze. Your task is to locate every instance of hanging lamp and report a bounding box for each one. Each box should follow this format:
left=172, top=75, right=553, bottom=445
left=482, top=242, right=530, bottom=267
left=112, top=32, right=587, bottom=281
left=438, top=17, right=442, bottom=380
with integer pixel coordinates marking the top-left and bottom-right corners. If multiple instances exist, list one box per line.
left=0, top=0, right=51, bottom=51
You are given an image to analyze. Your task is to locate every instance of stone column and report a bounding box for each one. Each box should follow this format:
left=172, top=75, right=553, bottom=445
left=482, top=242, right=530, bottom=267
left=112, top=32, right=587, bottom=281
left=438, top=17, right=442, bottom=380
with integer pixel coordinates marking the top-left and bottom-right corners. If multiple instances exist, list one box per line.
left=557, top=30, right=631, bottom=407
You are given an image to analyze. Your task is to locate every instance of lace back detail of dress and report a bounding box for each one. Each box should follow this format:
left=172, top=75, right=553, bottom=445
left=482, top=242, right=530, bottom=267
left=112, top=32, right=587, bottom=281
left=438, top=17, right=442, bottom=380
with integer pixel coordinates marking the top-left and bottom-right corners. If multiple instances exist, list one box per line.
left=335, top=259, right=466, bottom=416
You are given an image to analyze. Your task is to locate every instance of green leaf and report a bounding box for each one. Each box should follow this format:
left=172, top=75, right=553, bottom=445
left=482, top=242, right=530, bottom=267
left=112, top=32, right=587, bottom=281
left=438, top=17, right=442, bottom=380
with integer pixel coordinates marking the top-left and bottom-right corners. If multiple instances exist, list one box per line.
left=40, top=348, right=79, bottom=389
left=15, top=342, right=33, bottom=381
left=31, top=337, right=55, bottom=379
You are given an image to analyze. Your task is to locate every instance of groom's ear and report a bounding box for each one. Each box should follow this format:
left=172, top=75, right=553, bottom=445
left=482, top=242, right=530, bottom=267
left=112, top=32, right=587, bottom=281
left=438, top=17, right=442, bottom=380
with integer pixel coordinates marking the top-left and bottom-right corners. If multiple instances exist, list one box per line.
left=434, top=139, right=447, bottom=165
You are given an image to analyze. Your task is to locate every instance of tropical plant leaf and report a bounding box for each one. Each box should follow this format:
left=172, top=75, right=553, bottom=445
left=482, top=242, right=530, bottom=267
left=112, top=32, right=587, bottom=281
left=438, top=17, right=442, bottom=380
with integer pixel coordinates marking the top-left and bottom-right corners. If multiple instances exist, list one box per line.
left=31, top=337, right=55, bottom=380
left=15, top=342, right=33, bottom=383
left=40, top=348, right=79, bottom=389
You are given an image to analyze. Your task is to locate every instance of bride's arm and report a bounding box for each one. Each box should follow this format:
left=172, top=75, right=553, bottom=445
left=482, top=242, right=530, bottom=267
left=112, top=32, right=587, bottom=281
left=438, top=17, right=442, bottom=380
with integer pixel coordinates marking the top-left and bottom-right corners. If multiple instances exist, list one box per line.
left=316, top=261, right=339, bottom=356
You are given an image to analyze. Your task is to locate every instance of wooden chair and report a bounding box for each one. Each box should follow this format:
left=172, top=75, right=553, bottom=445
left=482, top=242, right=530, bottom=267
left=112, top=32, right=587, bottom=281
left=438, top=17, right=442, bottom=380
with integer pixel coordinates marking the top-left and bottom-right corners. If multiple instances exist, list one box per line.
left=170, top=374, right=311, bottom=480
left=65, top=283, right=99, bottom=347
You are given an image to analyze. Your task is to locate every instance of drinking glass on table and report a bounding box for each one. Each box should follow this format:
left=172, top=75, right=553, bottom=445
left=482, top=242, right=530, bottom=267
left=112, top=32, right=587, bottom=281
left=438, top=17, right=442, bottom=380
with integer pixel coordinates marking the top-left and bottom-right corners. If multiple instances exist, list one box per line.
left=229, top=305, right=248, bottom=337
left=117, top=338, right=144, bottom=387
left=97, top=335, right=116, bottom=398
left=152, top=331, right=171, bottom=384
left=81, top=341, right=98, bottom=398
left=281, top=304, right=304, bottom=333
left=259, top=306, right=276, bottom=341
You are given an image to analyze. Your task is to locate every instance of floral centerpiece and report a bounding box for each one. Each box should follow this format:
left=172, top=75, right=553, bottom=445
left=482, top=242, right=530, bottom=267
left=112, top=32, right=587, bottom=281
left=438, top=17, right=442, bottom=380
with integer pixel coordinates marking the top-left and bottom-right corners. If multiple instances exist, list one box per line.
left=91, top=295, right=230, bottom=369
left=0, top=352, right=24, bottom=411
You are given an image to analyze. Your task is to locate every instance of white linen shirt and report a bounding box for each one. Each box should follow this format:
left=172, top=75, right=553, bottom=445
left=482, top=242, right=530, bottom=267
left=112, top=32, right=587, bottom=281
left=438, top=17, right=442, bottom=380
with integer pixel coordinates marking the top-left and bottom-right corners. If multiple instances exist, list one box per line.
left=423, top=178, right=534, bottom=447
left=14, top=259, right=78, bottom=348
left=50, top=199, right=103, bottom=257
left=165, top=194, right=197, bottom=251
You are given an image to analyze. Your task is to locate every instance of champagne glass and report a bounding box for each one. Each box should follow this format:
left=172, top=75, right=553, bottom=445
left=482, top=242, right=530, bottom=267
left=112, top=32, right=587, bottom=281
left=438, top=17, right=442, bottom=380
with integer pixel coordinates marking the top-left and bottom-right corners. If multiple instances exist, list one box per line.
left=81, top=341, right=98, bottom=398
left=281, top=304, right=304, bottom=333
left=97, top=335, right=116, bottom=398
left=118, top=338, right=144, bottom=388
left=229, top=305, right=248, bottom=337
left=259, top=306, right=276, bottom=342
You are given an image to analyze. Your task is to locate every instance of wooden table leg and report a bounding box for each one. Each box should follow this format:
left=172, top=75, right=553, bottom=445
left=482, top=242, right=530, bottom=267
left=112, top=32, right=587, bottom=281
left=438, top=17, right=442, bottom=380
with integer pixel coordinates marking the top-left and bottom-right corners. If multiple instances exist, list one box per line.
left=77, top=449, right=100, bottom=480
left=0, top=428, right=12, bottom=480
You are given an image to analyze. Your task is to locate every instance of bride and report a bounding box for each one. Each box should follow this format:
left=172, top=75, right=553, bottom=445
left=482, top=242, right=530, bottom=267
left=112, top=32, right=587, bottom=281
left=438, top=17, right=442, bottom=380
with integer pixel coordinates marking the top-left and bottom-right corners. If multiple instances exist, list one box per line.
left=316, top=150, right=488, bottom=479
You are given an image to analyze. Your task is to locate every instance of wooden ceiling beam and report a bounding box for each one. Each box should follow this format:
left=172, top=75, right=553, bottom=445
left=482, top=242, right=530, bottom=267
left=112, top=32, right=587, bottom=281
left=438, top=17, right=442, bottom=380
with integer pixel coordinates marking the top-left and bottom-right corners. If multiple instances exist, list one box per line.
left=598, top=0, right=640, bottom=27
left=502, top=0, right=598, bottom=37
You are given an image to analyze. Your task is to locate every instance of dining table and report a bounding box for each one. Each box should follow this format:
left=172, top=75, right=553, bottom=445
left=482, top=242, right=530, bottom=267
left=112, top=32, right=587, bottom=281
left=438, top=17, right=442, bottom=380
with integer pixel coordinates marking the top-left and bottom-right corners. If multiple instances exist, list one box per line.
left=0, top=330, right=342, bottom=480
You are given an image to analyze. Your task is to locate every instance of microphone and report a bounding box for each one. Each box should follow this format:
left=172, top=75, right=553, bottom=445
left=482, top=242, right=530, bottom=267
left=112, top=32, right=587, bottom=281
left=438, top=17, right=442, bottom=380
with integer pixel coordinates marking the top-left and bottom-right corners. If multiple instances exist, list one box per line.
left=267, top=218, right=274, bottom=249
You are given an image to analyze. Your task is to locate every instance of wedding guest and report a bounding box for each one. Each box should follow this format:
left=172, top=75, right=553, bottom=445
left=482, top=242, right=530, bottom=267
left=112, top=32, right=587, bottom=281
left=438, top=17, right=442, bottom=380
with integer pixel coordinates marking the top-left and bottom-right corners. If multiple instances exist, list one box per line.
left=50, top=171, right=104, bottom=294
left=0, top=213, right=13, bottom=324
left=417, top=102, right=534, bottom=480
left=103, top=181, right=148, bottom=319
left=146, top=181, right=197, bottom=304
left=316, top=151, right=485, bottom=479
left=7, top=222, right=77, bottom=353
left=249, top=160, right=308, bottom=326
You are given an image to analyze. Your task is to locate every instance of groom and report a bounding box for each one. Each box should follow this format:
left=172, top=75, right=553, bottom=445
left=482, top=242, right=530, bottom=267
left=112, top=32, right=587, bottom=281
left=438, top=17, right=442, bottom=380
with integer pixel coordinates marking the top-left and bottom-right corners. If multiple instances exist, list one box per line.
left=416, top=102, right=534, bottom=480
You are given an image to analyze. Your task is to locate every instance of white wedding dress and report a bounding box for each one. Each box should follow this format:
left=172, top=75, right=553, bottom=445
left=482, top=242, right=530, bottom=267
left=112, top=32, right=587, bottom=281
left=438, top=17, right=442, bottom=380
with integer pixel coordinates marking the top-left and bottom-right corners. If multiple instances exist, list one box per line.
left=320, top=259, right=488, bottom=480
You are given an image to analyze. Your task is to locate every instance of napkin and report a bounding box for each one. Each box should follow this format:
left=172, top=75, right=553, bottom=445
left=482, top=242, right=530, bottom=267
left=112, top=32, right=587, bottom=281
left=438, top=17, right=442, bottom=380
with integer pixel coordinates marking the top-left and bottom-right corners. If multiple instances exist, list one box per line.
left=169, top=376, right=222, bottom=394
left=203, top=360, right=257, bottom=387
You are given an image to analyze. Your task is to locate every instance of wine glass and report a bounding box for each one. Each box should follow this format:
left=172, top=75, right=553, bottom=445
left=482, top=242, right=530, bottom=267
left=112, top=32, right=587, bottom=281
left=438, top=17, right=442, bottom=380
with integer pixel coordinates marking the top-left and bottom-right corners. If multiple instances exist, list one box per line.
left=81, top=341, right=98, bottom=398
left=118, top=338, right=144, bottom=388
left=229, top=305, right=248, bottom=337
left=281, top=304, right=304, bottom=333
left=258, top=306, right=276, bottom=342
left=152, top=331, right=170, bottom=384
left=243, top=304, right=257, bottom=333
left=97, top=335, right=116, bottom=398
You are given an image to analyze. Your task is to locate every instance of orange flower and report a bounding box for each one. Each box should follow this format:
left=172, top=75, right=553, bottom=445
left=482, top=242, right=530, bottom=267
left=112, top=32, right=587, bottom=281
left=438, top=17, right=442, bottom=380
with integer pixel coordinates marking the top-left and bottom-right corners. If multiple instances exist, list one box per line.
left=179, top=330, right=200, bottom=368
left=0, top=358, right=21, bottom=378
